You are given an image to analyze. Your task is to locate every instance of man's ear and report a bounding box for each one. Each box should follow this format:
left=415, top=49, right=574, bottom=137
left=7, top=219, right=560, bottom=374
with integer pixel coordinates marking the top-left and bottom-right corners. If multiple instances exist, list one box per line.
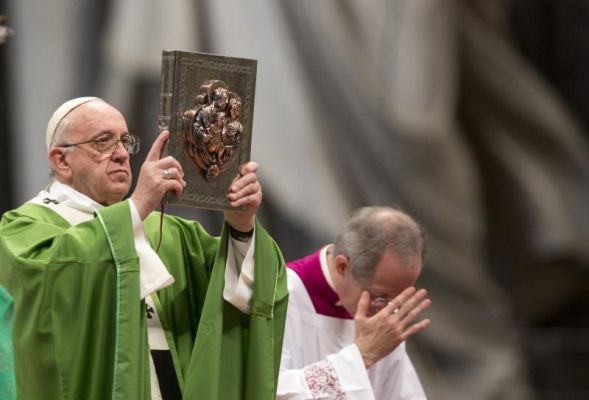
left=334, top=254, right=349, bottom=276
left=48, top=148, right=71, bottom=177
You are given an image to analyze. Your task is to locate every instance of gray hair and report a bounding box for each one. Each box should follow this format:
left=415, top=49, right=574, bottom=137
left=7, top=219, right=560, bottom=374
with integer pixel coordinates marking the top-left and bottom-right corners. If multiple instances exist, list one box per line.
left=333, top=206, right=426, bottom=282
left=50, top=114, right=74, bottom=149
left=48, top=111, right=75, bottom=178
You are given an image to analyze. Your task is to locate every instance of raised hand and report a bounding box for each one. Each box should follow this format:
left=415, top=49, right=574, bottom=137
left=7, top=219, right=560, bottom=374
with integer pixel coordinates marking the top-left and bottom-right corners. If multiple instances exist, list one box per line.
left=354, top=287, right=431, bottom=368
left=131, top=130, right=186, bottom=220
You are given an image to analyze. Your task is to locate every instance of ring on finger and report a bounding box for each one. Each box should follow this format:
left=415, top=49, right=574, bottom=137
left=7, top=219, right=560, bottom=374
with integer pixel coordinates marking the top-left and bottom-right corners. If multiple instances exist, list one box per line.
left=163, top=168, right=172, bottom=179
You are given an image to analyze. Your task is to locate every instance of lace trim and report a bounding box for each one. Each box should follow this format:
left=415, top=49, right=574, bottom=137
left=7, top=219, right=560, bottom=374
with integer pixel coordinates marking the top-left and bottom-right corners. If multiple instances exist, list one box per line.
left=303, top=359, right=346, bottom=399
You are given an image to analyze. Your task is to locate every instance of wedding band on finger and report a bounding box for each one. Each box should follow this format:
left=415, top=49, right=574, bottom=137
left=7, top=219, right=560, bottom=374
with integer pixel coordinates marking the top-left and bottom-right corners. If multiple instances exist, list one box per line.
left=385, top=301, right=399, bottom=315
left=163, top=169, right=172, bottom=179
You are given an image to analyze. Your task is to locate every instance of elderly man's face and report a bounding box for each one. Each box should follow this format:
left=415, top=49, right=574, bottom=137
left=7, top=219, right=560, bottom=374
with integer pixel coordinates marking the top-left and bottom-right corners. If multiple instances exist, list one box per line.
left=61, top=101, right=132, bottom=205
left=336, top=250, right=421, bottom=316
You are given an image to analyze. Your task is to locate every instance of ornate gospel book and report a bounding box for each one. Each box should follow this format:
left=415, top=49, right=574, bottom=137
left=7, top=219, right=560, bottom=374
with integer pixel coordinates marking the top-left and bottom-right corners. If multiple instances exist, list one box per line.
left=158, top=50, right=257, bottom=211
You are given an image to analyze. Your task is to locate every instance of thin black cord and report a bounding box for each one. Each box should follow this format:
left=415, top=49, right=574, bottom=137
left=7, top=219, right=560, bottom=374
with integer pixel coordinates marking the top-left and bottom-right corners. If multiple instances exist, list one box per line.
left=156, top=202, right=165, bottom=253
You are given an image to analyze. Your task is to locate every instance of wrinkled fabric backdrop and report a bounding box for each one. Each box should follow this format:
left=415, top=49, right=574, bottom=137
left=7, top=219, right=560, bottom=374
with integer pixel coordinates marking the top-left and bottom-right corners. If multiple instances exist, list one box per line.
left=2, top=0, right=589, bottom=398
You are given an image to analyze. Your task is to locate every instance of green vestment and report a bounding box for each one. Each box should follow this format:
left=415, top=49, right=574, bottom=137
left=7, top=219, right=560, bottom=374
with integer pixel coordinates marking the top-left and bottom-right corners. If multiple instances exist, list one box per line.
left=0, top=200, right=288, bottom=400
left=0, top=285, right=15, bottom=400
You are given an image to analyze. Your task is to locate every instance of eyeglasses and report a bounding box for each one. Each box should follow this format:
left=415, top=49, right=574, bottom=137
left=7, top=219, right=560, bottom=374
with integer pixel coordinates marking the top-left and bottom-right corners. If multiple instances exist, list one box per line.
left=60, top=134, right=140, bottom=155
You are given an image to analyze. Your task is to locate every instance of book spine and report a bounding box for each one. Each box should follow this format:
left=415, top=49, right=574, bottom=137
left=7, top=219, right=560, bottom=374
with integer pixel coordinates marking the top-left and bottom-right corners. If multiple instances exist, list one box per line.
left=159, top=51, right=177, bottom=204
left=158, top=50, right=176, bottom=142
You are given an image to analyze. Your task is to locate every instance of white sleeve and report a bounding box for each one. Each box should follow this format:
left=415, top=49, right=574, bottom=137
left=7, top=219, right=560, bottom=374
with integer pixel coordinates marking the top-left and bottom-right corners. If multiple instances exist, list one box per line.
left=128, top=199, right=174, bottom=300
left=223, top=229, right=256, bottom=314
left=374, top=343, right=428, bottom=400
left=277, top=344, right=374, bottom=400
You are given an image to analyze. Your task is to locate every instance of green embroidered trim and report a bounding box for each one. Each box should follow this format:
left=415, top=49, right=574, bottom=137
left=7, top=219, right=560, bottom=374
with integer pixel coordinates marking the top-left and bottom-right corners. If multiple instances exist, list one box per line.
left=96, top=211, right=122, bottom=400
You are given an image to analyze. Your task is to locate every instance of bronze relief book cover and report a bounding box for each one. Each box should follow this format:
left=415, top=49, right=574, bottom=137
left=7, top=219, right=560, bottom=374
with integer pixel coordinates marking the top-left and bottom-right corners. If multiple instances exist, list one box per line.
left=158, top=50, right=257, bottom=211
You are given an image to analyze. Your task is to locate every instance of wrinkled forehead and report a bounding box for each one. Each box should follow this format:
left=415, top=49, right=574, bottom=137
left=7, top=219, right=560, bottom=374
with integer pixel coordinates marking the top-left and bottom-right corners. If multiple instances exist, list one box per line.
left=66, top=102, right=129, bottom=140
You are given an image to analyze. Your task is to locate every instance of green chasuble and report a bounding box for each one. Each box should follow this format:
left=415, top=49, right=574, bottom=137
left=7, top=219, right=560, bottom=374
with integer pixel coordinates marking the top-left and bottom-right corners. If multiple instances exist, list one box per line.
left=0, top=285, right=15, bottom=400
left=0, top=200, right=288, bottom=400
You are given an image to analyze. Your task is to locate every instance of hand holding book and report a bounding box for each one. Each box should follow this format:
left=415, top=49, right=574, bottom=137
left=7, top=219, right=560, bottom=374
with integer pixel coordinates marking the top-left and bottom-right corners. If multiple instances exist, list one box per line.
left=224, top=161, right=261, bottom=233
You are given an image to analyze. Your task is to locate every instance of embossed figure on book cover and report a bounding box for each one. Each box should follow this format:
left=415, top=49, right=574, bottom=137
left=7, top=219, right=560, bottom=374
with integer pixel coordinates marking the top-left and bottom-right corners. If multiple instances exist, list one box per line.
left=158, top=50, right=257, bottom=211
